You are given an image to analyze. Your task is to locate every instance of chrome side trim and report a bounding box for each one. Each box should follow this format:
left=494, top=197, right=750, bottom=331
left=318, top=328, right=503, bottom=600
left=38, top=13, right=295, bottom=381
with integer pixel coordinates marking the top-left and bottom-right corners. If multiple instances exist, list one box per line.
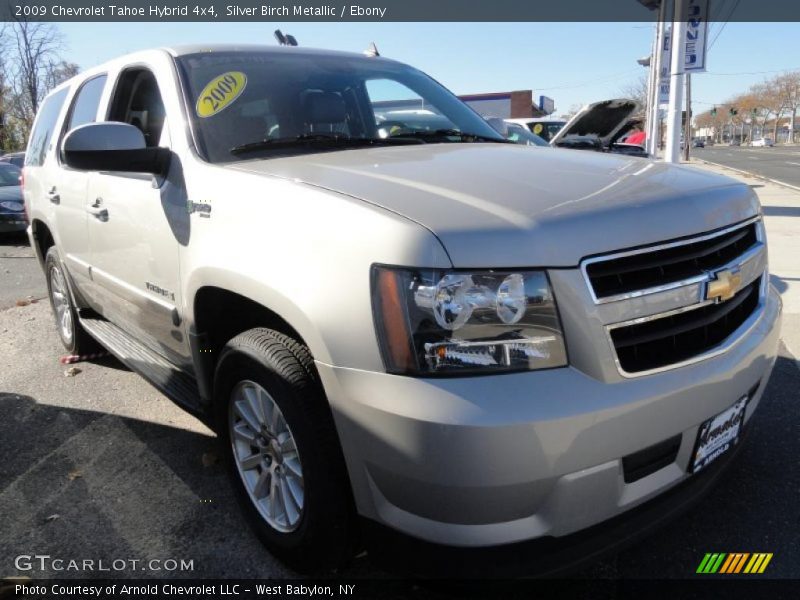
left=91, top=266, right=178, bottom=320
left=581, top=216, right=762, bottom=305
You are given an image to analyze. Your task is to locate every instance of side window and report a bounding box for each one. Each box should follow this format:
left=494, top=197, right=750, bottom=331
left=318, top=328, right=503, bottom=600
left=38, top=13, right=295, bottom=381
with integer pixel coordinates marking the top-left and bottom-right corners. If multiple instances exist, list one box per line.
left=25, top=88, right=68, bottom=167
left=108, top=69, right=167, bottom=147
left=65, top=75, right=108, bottom=133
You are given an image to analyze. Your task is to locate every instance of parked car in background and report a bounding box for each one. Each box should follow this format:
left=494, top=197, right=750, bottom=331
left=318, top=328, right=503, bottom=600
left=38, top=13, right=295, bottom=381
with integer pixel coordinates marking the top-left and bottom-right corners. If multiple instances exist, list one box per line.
left=0, top=162, right=26, bottom=234
left=373, top=109, right=453, bottom=138
left=25, top=44, right=781, bottom=575
left=504, top=116, right=566, bottom=142
left=751, top=137, right=774, bottom=147
left=486, top=118, right=549, bottom=147
left=728, top=139, right=741, bottom=146
left=0, top=151, right=26, bottom=168
left=549, top=98, right=648, bottom=157
left=505, top=122, right=549, bottom=146
left=692, top=139, right=705, bottom=148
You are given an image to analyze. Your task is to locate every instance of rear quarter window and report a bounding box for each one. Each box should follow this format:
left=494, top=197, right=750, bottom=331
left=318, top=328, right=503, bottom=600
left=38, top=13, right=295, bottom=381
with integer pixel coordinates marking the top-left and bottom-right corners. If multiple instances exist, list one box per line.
left=25, top=88, right=69, bottom=167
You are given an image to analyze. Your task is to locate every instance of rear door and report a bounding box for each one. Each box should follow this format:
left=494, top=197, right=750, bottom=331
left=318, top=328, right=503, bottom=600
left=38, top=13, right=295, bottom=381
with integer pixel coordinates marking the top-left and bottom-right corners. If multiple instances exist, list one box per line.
left=23, top=88, right=69, bottom=258
left=51, top=75, right=108, bottom=289
left=84, top=62, right=190, bottom=366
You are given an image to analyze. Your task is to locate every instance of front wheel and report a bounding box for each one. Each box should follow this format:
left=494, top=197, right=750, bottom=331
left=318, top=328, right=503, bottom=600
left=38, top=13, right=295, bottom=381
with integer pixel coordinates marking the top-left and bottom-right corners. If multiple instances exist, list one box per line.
left=44, top=246, right=96, bottom=355
left=215, top=328, right=357, bottom=572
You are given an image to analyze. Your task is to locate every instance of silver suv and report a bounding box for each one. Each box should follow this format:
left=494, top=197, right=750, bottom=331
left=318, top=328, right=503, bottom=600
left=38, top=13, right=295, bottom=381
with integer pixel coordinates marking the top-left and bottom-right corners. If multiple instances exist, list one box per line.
left=24, top=45, right=781, bottom=573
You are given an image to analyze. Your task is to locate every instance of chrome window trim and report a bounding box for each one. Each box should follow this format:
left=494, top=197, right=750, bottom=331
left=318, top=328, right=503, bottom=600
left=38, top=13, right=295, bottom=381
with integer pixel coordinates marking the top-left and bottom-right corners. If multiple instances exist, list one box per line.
left=581, top=215, right=763, bottom=305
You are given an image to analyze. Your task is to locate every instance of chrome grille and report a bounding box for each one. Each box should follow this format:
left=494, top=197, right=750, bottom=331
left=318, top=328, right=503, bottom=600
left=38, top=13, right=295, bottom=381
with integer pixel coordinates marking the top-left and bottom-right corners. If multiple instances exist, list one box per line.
left=584, top=220, right=759, bottom=304
left=580, top=217, right=767, bottom=377
left=609, top=276, right=761, bottom=374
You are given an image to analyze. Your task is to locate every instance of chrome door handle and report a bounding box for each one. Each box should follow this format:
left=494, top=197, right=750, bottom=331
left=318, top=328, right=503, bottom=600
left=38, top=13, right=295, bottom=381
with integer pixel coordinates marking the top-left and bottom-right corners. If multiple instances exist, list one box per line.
left=47, top=187, right=60, bottom=205
left=86, top=199, right=108, bottom=221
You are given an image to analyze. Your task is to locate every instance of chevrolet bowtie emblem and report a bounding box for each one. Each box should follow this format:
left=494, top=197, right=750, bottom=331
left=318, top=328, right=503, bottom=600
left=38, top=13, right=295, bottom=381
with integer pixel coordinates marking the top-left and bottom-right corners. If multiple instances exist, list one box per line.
left=706, top=269, right=743, bottom=302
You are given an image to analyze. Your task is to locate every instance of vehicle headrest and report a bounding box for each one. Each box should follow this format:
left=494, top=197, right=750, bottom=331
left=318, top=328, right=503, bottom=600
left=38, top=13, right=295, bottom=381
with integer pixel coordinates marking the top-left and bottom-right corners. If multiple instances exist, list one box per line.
left=303, top=91, right=346, bottom=124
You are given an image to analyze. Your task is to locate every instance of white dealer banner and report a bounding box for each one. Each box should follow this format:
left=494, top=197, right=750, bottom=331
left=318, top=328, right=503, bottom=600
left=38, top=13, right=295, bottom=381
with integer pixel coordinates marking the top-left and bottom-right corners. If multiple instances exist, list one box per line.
left=659, top=0, right=710, bottom=104
left=685, top=0, right=710, bottom=72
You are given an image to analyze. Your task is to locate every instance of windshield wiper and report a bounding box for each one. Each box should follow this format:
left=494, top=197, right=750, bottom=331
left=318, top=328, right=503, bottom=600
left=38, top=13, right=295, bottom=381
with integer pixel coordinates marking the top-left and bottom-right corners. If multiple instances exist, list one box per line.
left=388, top=129, right=510, bottom=144
left=230, top=133, right=422, bottom=156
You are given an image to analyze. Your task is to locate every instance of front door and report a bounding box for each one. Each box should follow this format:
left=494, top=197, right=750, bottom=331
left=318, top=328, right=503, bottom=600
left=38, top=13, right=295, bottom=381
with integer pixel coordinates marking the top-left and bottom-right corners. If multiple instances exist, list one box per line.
left=85, top=67, right=190, bottom=366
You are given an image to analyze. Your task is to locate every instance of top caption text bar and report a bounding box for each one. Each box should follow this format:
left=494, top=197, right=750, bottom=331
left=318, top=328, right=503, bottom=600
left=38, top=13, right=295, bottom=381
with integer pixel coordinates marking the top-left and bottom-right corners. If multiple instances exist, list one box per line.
left=2, top=0, right=800, bottom=22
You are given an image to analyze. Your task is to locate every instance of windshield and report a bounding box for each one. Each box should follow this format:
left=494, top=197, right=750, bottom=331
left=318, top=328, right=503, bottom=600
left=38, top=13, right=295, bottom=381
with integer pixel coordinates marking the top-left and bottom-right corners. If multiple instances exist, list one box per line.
left=0, top=163, right=21, bottom=187
left=176, top=50, right=506, bottom=163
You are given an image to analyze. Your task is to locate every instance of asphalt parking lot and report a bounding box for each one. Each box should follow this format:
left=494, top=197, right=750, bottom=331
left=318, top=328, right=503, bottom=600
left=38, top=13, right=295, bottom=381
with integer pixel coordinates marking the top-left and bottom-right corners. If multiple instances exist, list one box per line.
left=1, top=165, right=798, bottom=582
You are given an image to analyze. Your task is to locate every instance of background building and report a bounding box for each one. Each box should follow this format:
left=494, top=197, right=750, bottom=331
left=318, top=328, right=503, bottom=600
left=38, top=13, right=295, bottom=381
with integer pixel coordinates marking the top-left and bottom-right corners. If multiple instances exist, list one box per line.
left=457, top=90, right=551, bottom=119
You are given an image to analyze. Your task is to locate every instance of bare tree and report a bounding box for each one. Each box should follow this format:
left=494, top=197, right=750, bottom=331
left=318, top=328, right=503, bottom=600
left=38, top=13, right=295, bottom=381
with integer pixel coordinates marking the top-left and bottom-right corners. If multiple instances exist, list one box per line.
left=45, top=60, right=80, bottom=90
left=5, top=20, right=66, bottom=139
left=0, top=22, right=10, bottom=151
left=559, top=104, right=584, bottom=120
left=773, top=72, right=800, bottom=143
left=618, top=75, right=649, bottom=115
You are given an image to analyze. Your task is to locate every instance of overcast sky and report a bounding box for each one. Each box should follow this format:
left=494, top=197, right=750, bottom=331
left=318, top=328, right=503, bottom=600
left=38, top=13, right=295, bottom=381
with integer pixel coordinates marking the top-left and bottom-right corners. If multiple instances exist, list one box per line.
left=58, top=21, right=800, bottom=116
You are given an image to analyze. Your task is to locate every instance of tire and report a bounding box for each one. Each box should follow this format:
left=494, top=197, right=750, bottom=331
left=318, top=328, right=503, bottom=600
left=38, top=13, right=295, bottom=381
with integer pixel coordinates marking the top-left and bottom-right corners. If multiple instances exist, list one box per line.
left=44, top=246, right=97, bottom=355
left=214, top=328, right=357, bottom=572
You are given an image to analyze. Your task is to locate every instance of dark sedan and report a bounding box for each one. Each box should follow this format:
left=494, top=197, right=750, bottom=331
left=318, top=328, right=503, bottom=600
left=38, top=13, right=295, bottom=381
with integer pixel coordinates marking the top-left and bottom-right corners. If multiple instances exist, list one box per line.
left=0, top=151, right=25, bottom=168
left=0, top=163, right=26, bottom=234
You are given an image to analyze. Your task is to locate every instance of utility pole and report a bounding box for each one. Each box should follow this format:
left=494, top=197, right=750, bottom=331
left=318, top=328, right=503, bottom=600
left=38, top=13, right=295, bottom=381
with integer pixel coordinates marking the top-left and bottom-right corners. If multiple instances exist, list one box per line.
left=644, top=35, right=656, bottom=154
left=647, top=0, right=669, bottom=156
left=683, top=73, right=691, bottom=161
left=665, top=0, right=687, bottom=163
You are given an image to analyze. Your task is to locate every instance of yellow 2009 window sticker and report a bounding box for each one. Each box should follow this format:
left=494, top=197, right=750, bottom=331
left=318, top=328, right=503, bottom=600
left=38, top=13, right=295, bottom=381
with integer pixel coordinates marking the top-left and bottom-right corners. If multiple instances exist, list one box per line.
left=196, top=72, right=247, bottom=118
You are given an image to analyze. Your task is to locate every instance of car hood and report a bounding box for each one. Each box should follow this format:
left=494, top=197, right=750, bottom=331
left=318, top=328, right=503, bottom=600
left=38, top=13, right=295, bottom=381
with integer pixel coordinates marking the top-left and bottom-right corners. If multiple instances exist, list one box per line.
left=228, top=144, right=759, bottom=267
left=550, top=98, right=640, bottom=148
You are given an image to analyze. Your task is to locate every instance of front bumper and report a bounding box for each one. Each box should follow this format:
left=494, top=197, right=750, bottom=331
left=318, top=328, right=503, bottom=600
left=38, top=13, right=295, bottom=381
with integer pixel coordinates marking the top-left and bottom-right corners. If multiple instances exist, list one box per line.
left=317, top=286, right=781, bottom=548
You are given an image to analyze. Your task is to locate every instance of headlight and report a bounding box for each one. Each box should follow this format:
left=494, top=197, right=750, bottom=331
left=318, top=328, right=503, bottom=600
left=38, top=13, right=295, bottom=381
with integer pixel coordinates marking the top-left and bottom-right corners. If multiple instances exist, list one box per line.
left=371, top=266, right=567, bottom=375
left=0, top=201, right=23, bottom=212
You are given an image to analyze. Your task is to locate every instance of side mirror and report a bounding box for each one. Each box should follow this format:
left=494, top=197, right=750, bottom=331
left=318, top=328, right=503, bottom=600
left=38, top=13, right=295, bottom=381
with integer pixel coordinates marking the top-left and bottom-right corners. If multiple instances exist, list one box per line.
left=62, top=122, right=171, bottom=175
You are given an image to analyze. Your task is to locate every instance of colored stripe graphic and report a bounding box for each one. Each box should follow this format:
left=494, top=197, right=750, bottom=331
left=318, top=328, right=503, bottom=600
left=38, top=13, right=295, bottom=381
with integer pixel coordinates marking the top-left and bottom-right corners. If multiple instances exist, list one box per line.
left=701, top=553, right=718, bottom=573
left=696, top=553, right=713, bottom=573
left=710, top=553, right=726, bottom=573
left=697, top=553, right=728, bottom=573
left=733, top=553, right=750, bottom=573
left=698, top=552, right=772, bottom=574
left=745, top=554, right=761, bottom=573
left=758, top=554, right=773, bottom=573
left=719, top=554, right=736, bottom=573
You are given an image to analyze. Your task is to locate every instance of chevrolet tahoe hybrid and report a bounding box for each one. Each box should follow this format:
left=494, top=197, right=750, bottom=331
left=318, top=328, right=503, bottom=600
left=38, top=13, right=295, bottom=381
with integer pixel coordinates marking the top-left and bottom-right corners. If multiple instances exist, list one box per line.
left=23, top=45, right=781, bottom=573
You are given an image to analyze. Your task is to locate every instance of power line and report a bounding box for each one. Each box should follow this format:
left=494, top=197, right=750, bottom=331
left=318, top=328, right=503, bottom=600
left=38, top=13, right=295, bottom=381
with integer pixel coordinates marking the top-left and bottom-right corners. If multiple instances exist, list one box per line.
left=708, top=0, right=741, bottom=51
left=705, top=0, right=727, bottom=45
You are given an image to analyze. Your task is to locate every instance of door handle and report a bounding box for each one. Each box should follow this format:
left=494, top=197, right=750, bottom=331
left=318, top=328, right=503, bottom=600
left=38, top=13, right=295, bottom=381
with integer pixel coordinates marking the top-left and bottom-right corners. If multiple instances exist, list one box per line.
left=47, top=187, right=60, bottom=205
left=86, top=198, right=108, bottom=221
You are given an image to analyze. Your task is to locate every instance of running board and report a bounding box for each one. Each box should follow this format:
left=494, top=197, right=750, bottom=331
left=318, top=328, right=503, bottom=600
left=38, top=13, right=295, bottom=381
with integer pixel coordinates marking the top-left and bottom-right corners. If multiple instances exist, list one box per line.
left=80, top=316, right=206, bottom=421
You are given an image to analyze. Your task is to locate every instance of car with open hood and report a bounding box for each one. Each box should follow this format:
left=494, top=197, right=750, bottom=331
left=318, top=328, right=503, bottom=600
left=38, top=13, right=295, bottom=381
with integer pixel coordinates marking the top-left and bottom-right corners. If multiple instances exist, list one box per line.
left=23, top=44, right=781, bottom=575
left=549, top=98, right=647, bottom=157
